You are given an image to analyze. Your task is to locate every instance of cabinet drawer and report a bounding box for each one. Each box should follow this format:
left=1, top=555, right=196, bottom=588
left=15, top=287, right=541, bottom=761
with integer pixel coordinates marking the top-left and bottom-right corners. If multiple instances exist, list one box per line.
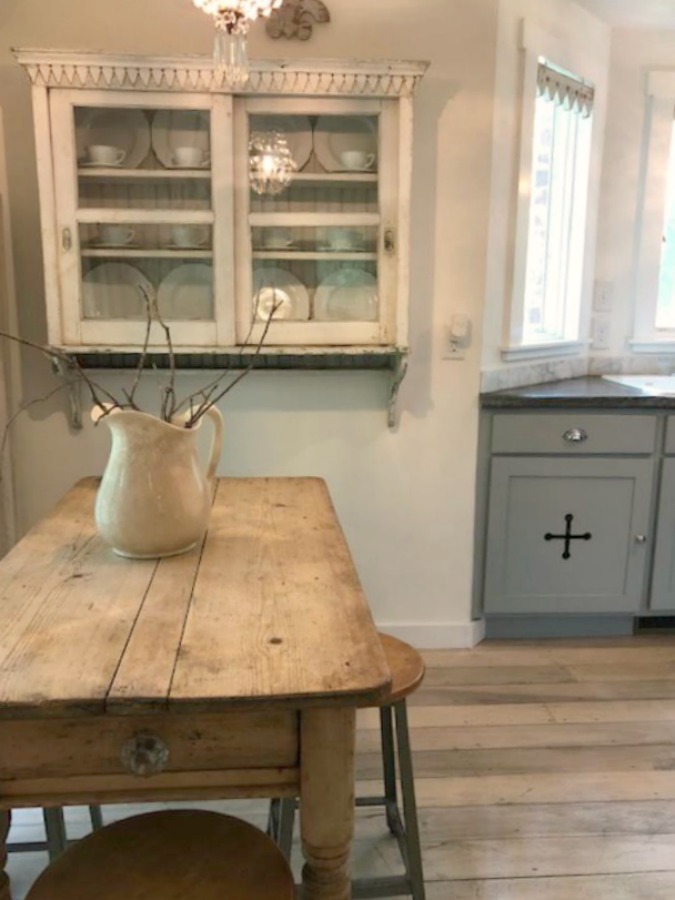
left=491, top=413, right=656, bottom=455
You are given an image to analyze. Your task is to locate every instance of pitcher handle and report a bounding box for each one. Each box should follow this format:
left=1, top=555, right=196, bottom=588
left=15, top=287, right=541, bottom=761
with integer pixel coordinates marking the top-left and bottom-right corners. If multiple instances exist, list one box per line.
left=203, top=406, right=224, bottom=493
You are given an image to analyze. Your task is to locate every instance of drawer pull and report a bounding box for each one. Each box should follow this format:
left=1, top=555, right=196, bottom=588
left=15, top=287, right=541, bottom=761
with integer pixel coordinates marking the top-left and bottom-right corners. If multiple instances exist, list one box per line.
left=635, top=534, right=647, bottom=544
left=121, top=732, right=170, bottom=777
left=563, top=428, right=588, bottom=443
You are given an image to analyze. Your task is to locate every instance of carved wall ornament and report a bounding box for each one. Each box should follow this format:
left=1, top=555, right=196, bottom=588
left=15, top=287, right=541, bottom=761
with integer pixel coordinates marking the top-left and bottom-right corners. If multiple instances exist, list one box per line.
left=266, top=0, right=330, bottom=41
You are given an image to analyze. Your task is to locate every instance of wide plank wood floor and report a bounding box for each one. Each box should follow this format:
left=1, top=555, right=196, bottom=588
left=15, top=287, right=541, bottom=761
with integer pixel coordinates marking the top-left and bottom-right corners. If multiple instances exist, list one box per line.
left=8, top=635, right=675, bottom=898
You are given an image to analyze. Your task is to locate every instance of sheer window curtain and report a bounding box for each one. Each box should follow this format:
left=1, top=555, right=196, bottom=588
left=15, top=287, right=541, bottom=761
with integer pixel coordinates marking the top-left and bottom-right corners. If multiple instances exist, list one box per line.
left=0, top=109, right=18, bottom=556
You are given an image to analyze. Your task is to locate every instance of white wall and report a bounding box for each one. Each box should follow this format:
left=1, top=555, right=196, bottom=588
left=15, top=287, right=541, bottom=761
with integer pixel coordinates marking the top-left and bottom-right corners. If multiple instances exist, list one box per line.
left=481, top=0, right=610, bottom=372
left=0, top=0, right=498, bottom=647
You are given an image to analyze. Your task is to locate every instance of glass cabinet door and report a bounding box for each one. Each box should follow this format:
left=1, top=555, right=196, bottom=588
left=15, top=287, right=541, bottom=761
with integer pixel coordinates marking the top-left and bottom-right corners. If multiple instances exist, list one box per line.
left=234, top=98, right=399, bottom=346
left=50, top=92, right=234, bottom=347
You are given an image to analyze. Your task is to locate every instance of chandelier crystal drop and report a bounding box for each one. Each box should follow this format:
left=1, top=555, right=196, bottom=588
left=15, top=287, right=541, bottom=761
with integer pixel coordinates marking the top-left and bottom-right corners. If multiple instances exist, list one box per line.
left=192, top=0, right=283, bottom=85
left=249, top=131, right=297, bottom=195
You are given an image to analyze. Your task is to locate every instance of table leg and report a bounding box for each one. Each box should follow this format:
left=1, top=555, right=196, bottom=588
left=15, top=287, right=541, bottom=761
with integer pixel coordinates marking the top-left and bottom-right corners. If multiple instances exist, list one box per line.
left=0, top=810, right=11, bottom=900
left=300, top=707, right=356, bottom=900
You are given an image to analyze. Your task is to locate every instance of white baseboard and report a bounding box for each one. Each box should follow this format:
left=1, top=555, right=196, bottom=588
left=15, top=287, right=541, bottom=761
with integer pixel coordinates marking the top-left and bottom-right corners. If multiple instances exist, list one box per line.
left=375, top=619, right=486, bottom=649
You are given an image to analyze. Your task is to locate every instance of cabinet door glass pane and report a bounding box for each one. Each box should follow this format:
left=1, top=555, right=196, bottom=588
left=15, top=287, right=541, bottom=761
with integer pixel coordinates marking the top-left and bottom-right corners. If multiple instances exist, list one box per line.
left=248, top=112, right=380, bottom=325
left=72, top=105, right=215, bottom=322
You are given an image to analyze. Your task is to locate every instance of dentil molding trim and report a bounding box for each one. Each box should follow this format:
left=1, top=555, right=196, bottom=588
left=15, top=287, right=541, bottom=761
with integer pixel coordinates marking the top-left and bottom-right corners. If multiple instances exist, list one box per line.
left=14, top=50, right=428, bottom=98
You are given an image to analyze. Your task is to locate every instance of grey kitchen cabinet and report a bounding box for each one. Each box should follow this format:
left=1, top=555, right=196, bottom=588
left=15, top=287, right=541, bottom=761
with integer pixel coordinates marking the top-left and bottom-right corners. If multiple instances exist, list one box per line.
left=482, top=412, right=657, bottom=616
left=649, top=418, right=675, bottom=610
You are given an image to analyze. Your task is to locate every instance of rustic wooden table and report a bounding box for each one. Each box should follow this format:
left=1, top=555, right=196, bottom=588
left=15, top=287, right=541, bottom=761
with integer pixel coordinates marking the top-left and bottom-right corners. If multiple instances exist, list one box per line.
left=0, top=477, right=390, bottom=900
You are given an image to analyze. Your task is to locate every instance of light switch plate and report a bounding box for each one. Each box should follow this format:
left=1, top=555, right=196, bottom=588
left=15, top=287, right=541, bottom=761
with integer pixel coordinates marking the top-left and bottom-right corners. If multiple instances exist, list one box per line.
left=593, top=281, right=613, bottom=312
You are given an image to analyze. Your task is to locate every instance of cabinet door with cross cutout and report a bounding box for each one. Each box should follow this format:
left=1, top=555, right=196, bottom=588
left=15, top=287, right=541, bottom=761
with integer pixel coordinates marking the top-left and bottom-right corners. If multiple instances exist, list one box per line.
left=483, top=457, right=654, bottom=614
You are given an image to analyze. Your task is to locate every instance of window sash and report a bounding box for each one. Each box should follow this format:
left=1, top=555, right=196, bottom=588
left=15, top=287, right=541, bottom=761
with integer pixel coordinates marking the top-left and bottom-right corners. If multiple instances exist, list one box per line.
left=521, top=89, right=592, bottom=346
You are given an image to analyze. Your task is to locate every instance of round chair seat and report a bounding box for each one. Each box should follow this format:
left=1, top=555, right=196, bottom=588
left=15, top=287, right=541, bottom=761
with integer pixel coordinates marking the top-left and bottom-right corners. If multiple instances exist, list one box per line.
left=378, top=632, right=425, bottom=704
left=27, top=809, right=295, bottom=900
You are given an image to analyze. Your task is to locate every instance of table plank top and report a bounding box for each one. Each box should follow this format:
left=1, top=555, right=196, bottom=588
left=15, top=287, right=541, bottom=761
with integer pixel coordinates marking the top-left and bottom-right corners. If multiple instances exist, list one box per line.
left=0, top=477, right=390, bottom=718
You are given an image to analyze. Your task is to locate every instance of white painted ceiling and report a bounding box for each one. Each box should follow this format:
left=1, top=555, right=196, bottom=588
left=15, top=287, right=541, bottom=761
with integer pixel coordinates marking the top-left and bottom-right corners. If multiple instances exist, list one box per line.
left=574, top=0, right=675, bottom=28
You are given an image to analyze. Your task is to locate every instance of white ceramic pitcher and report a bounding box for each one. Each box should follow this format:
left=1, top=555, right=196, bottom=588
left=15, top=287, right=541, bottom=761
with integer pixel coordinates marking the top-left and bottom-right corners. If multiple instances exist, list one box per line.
left=92, top=404, right=224, bottom=559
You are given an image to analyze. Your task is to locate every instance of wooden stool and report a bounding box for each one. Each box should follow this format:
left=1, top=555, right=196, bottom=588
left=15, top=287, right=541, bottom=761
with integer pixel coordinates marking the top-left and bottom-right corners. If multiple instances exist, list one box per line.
left=269, top=633, right=426, bottom=899
left=27, top=809, right=295, bottom=900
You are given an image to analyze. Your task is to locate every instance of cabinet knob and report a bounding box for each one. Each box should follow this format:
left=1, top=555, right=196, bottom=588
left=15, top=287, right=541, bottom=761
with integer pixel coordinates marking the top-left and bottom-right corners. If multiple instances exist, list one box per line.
left=120, top=732, right=170, bottom=778
left=61, top=227, right=72, bottom=252
left=563, top=427, right=588, bottom=443
left=635, top=534, right=647, bottom=544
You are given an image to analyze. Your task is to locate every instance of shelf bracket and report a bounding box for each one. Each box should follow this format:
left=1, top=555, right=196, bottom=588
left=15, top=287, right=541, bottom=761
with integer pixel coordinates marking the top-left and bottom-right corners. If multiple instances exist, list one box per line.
left=387, top=352, right=408, bottom=429
left=51, top=357, right=83, bottom=431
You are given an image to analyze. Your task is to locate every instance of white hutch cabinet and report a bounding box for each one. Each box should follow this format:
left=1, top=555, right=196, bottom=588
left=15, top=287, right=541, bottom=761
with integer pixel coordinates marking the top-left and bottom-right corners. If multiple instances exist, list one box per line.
left=16, top=52, right=426, bottom=394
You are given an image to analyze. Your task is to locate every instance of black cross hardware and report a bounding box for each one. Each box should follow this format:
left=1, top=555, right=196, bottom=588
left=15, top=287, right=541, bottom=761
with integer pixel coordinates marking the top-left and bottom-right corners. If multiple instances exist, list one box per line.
left=544, top=513, right=592, bottom=560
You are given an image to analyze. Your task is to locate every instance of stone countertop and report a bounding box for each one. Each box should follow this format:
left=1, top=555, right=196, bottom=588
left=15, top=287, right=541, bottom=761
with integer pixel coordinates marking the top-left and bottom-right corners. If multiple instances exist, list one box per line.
left=481, top=376, right=675, bottom=409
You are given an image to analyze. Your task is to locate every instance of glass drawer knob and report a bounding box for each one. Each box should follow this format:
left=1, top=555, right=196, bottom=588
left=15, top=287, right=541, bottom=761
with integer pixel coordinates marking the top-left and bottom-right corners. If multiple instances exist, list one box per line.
left=121, top=732, right=170, bottom=777
left=563, top=428, right=588, bottom=443
left=635, top=534, right=647, bottom=544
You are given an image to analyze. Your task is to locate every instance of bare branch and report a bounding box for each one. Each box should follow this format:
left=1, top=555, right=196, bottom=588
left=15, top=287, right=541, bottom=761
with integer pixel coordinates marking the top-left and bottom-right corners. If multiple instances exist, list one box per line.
left=0, top=381, right=68, bottom=480
left=0, top=327, right=121, bottom=415
left=125, top=285, right=154, bottom=409
left=182, top=299, right=281, bottom=428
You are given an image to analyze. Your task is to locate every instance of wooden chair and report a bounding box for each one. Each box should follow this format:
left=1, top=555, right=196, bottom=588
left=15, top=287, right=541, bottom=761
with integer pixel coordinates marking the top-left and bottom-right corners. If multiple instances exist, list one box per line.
left=8, top=806, right=102, bottom=861
left=26, top=809, right=295, bottom=900
left=269, top=632, right=426, bottom=899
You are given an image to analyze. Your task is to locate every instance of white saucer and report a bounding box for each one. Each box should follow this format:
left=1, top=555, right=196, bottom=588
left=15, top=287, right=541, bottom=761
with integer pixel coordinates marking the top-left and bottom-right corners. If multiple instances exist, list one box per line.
left=90, top=242, right=138, bottom=249
left=164, top=161, right=211, bottom=170
left=166, top=242, right=208, bottom=250
left=80, top=160, right=125, bottom=168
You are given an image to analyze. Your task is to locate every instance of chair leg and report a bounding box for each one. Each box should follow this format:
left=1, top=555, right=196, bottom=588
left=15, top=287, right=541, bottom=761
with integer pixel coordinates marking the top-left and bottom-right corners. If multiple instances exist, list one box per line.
left=394, top=700, right=426, bottom=900
left=379, top=706, right=400, bottom=836
left=42, top=809, right=67, bottom=862
left=88, top=806, right=103, bottom=831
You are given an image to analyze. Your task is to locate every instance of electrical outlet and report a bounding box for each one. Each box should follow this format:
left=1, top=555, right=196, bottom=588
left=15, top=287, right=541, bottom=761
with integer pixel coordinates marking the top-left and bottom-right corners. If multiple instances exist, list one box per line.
left=593, top=281, right=613, bottom=313
left=442, top=326, right=465, bottom=360
left=591, top=316, right=611, bottom=349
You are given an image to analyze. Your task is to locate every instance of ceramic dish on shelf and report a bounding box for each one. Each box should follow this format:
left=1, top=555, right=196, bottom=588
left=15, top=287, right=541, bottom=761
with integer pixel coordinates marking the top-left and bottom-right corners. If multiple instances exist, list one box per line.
left=76, top=108, right=151, bottom=169
left=313, top=268, right=378, bottom=321
left=157, top=263, right=213, bottom=319
left=82, top=263, right=152, bottom=319
left=249, top=114, right=313, bottom=170
left=252, top=266, right=310, bottom=321
left=88, top=243, right=140, bottom=250
left=152, top=110, right=211, bottom=168
left=313, top=116, right=378, bottom=173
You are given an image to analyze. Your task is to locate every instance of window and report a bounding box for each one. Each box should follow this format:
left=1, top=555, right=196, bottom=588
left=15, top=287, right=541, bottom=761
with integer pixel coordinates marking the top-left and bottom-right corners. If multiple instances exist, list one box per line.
left=657, top=119, right=675, bottom=329
left=632, top=71, right=675, bottom=350
left=522, top=63, right=593, bottom=345
left=503, top=49, right=595, bottom=361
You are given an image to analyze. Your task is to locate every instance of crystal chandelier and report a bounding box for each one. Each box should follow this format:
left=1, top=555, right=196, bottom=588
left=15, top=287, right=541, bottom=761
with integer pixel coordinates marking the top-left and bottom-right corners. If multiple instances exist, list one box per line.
left=192, top=0, right=283, bottom=85
left=249, top=131, right=297, bottom=195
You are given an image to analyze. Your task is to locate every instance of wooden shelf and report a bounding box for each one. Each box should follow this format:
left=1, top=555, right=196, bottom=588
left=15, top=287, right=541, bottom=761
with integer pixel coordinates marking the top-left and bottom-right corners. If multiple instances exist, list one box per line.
left=78, top=167, right=211, bottom=180
left=252, top=250, right=377, bottom=261
left=81, top=248, right=213, bottom=259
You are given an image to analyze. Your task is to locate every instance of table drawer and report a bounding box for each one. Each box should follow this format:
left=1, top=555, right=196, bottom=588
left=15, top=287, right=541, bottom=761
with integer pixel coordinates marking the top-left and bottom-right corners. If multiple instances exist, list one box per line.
left=491, top=413, right=657, bottom=455
left=0, top=710, right=299, bottom=782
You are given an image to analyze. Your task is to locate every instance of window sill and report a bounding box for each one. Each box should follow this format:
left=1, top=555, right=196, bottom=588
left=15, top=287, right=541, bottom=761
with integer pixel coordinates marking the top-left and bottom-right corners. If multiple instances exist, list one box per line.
left=500, top=340, right=588, bottom=362
left=629, top=338, right=675, bottom=354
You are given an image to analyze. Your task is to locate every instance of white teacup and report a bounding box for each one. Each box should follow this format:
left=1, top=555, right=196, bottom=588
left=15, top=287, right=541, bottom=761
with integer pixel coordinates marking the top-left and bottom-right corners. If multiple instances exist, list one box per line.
left=263, top=229, right=292, bottom=250
left=172, top=146, right=209, bottom=168
left=170, top=225, right=208, bottom=248
left=99, top=224, right=135, bottom=246
left=87, top=144, right=126, bottom=166
left=339, top=149, right=375, bottom=171
left=327, top=229, right=362, bottom=251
